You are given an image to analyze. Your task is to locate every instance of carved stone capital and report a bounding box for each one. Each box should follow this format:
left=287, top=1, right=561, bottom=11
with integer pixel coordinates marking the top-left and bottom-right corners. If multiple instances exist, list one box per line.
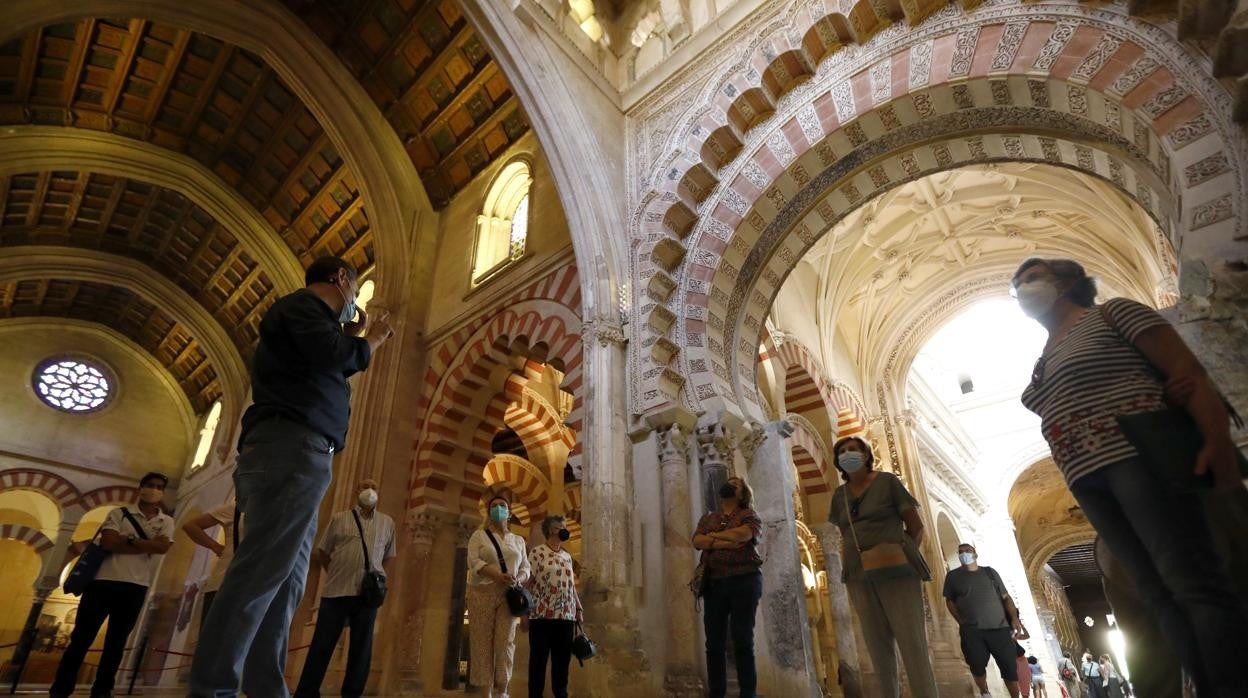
left=696, top=421, right=735, bottom=465
left=583, top=317, right=627, bottom=348
left=454, top=516, right=480, bottom=548
left=658, top=422, right=688, bottom=462
left=736, top=420, right=768, bottom=464
left=406, top=509, right=447, bottom=548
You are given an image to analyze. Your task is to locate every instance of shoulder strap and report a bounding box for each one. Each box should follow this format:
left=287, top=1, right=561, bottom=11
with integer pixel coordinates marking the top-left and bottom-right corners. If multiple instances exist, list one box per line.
left=842, top=487, right=864, bottom=553
left=485, top=529, right=508, bottom=574
left=232, top=505, right=241, bottom=552
left=120, top=508, right=150, bottom=540
left=351, top=510, right=374, bottom=572
left=1099, top=304, right=1244, bottom=428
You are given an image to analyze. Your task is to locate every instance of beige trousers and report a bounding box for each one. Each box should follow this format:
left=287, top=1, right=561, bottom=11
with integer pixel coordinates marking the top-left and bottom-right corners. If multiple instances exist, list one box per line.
left=466, top=583, right=518, bottom=697
left=846, top=575, right=938, bottom=698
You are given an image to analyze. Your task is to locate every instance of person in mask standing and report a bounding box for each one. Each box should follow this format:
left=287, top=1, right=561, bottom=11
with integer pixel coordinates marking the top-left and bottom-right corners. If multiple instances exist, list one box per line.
left=943, top=543, right=1029, bottom=698
left=1013, top=257, right=1246, bottom=697
left=466, top=491, right=531, bottom=697
left=828, top=436, right=938, bottom=698
left=190, top=256, right=394, bottom=698
left=293, top=478, right=395, bottom=698
left=523, top=515, right=582, bottom=698
left=51, top=472, right=174, bottom=698
left=692, top=476, right=764, bottom=698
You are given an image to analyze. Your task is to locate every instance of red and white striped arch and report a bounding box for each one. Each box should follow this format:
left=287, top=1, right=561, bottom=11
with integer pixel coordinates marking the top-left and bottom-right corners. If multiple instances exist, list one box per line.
left=482, top=454, right=551, bottom=526
left=0, top=523, right=56, bottom=557
left=0, top=468, right=83, bottom=518
left=79, top=486, right=141, bottom=512
left=787, top=414, right=832, bottom=496
left=773, top=339, right=868, bottom=435
left=632, top=0, right=1247, bottom=421
left=410, top=263, right=583, bottom=515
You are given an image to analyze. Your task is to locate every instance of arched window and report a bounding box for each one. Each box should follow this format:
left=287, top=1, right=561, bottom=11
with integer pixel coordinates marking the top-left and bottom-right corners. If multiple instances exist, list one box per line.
left=473, top=160, right=532, bottom=285
left=188, top=400, right=223, bottom=475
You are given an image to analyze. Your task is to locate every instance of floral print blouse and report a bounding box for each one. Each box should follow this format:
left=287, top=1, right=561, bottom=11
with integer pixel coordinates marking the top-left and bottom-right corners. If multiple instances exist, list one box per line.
left=526, top=543, right=582, bottom=621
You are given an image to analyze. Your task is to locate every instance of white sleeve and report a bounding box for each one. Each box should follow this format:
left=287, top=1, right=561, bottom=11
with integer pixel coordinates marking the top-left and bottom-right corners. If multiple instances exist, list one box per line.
left=383, top=516, right=397, bottom=561
left=317, top=513, right=339, bottom=554
left=99, top=508, right=125, bottom=534
left=208, top=502, right=235, bottom=527
left=512, top=536, right=531, bottom=584
left=468, top=530, right=493, bottom=574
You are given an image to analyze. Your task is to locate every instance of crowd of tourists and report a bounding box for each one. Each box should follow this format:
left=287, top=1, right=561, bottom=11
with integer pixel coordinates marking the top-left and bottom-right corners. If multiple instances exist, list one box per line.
left=46, top=255, right=1246, bottom=698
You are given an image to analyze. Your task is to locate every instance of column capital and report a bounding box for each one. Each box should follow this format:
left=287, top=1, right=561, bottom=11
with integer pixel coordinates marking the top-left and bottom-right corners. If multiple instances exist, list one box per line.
left=658, top=422, right=688, bottom=460
left=405, top=509, right=450, bottom=548
left=454, top=516, right=480, bottom=548
left=583, top=316, right=626, bottom=348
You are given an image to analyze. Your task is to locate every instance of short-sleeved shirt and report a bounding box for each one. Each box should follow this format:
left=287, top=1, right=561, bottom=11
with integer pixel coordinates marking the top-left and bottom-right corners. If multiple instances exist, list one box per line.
left=203, top=501, right=241, bottom=593
left=828, top=472, right=919, bottom=582
left=694, top=507, right=763, bottom=579
left=96, top=506, right=174, bottom=587
left=1021, top=298, right=1170, bottom=486
left=317, top=507, right=396, bottom=598
left=943, top=565, right=1010, bottom=629
left=1030, top=663, right=1044, bottom=678
left=526, top=544, right=581, bottom=621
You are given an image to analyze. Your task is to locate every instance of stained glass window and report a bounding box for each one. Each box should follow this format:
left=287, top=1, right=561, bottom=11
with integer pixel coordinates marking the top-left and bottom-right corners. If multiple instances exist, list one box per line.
left=34, top=358, right=113, bottom=413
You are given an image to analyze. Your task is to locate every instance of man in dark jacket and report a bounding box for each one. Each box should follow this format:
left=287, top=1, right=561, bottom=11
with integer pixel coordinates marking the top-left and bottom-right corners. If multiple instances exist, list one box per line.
left=190, top=256, right=393, bottom=698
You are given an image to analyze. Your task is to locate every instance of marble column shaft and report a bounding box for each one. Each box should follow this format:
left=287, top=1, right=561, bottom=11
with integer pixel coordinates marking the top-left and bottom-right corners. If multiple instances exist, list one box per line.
left=746, top=420, right=823, bottom=696
left=812, top=522, right=862, bottom=679
left=658, top=423, right=704, bottom=695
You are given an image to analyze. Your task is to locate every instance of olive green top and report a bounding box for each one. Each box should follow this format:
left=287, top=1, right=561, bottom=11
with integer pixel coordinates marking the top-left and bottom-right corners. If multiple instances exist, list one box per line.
left=828, top=471, right=925, bottom=583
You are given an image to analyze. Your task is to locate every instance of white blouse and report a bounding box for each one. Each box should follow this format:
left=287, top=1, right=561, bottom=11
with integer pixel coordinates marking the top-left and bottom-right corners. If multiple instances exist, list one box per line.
left=467, top=527, right=531, bottom=587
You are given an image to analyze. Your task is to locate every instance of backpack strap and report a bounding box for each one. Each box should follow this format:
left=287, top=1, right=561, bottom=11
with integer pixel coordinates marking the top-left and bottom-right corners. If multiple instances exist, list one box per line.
left=120, top=508, right=150, bottom=540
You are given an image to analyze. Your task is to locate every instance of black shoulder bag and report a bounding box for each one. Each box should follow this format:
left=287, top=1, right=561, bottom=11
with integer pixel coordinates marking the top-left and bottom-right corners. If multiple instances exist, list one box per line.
left=351, top=510, right=388, bottom=608
left=64, top=507, right=149, bottom=596
left=1099, top=305, right=1247, bottom=491
left=485, top=529, right=533, bottom=616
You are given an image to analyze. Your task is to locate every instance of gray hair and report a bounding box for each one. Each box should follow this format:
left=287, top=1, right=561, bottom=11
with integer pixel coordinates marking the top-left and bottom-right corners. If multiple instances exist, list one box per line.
left=541, top=515, right=566, bottom=538
left=1013, top=257, right=1098, bottom=307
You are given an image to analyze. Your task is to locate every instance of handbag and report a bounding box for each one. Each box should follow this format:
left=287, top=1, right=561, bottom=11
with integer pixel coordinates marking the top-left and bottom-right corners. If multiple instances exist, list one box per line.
left=688, top=554, right=709, bottom=605
left=485, top=529, right=534, bottom=616
left=351, top=510, right=387, bottom=608
left=64, top=507, right=149, bottom=596
left=843, top=487, right=914, bottom=581
left=571, top=622, right=598, bottom=666
left=1098, top=306, right=1247, bottom=491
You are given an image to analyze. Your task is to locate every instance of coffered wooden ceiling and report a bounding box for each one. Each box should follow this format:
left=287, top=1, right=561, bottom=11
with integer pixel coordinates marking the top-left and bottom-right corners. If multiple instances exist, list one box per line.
left=0, top=277, right=221, bottom=413
left=0, top=18, right=385, bottom=413
left=280, top=0, right=531, bottom=208
left=0, top=17, right=375, bottom=270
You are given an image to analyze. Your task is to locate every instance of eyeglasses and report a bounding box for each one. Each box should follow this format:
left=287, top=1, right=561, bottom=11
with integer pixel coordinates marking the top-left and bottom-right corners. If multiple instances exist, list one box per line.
left=1030, top=355, right=1047, bottom=386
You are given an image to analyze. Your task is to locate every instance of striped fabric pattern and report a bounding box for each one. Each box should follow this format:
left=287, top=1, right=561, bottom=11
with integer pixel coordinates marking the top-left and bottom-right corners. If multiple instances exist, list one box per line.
left=1021, top=298, right=1170, bottom=486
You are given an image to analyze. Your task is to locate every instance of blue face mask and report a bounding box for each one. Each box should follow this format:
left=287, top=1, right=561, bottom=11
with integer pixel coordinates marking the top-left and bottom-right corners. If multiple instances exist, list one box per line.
left=959, top=552, right=977, bottom=566
left=336, top=279, right=357, bottom=324
left=838, top=451, right=866, bottom=473
left=489, top=504, right=509, bottom=523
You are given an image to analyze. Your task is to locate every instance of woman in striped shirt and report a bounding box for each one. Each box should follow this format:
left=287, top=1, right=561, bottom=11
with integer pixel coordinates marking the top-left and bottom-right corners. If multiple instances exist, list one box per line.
left=1013, top=257, right=1245, bottom=697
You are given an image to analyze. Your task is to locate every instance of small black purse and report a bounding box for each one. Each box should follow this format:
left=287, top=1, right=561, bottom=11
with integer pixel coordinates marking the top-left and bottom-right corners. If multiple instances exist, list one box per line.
left=486, top=529, right=533, bottom=616
left=571, top=622, right=598, bottom=666
left=351, top=510, right=387, bottom=608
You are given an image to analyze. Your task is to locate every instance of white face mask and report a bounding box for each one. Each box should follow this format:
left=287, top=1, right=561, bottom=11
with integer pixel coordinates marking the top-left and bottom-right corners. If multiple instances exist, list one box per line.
left=139, top=487, right=164, bottom=504
left=1016, top=280, right=1059, bottom=318
left=357, top=488, right=378, bottom=508
left=958, top=552, right=977, bottom=566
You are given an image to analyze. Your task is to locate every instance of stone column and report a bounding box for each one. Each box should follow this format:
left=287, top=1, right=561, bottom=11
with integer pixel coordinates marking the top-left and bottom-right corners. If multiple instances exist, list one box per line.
left=814, top=523, right=863, bottom=697
left=695, top=421, right=734, bottom=513
left=658, top=423, right=704, bottom=696
left=746, top=420, right=823, bottom=696
left=373, top=510, right=443, bottom=695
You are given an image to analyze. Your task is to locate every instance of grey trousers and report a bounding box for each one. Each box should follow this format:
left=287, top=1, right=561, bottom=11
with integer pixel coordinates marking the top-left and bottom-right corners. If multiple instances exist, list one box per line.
left=189, top=417, right=335, bottom=697
left=846, top=575, right=938, bottom=698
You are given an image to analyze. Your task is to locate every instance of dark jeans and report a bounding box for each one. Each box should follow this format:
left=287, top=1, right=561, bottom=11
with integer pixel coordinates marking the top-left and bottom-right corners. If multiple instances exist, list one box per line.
left=527, top=618, right=574, bottom=698
left=189, top=417, right=335, bottom=698
left=293, top=596, right=378, bottom=698
left=50, top=579, right=148, bottom=697
left=200, top=590, right=217, bottom=631
left=1071, top=460, right=1248, bottom=697
left=703, top=571, right=762, bottom=698
left=958, top=626, right=1017, bottom=681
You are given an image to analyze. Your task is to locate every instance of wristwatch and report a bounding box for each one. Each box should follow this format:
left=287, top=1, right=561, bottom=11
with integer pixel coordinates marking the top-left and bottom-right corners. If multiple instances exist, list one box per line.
left=127, top=534, right=137, bottom=547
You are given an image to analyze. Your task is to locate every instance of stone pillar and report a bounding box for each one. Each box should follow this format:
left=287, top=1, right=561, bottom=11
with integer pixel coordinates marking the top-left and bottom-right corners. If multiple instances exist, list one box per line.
left=658, top=423, right=704, bottom=696
left=746, top=420, right=823, bottom=696
left=574, top=317, right=652, bottom=693
left=374, top=510, right=443, bottom=695
left=814, top=523, right=863, bottom=697
left=696, top=421, right=734, bottom=513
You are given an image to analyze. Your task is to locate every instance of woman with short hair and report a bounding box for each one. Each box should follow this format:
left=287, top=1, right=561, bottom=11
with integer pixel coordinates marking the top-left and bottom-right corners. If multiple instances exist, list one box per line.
left=828, top=436, right=937, bottom=698
left=1014, top=257, right=1246, bottom=696
left=524, top=515, right=581, bottom=698
left=466, top=492, right=531, bottom=697
left=692, top=476, right=764, bottom=698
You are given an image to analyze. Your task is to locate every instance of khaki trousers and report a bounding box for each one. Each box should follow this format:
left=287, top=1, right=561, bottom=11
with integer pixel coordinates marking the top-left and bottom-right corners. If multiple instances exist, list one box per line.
left=467, top=583, right=518, bottom=697
left=846, top=575, right=938, bottom=698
